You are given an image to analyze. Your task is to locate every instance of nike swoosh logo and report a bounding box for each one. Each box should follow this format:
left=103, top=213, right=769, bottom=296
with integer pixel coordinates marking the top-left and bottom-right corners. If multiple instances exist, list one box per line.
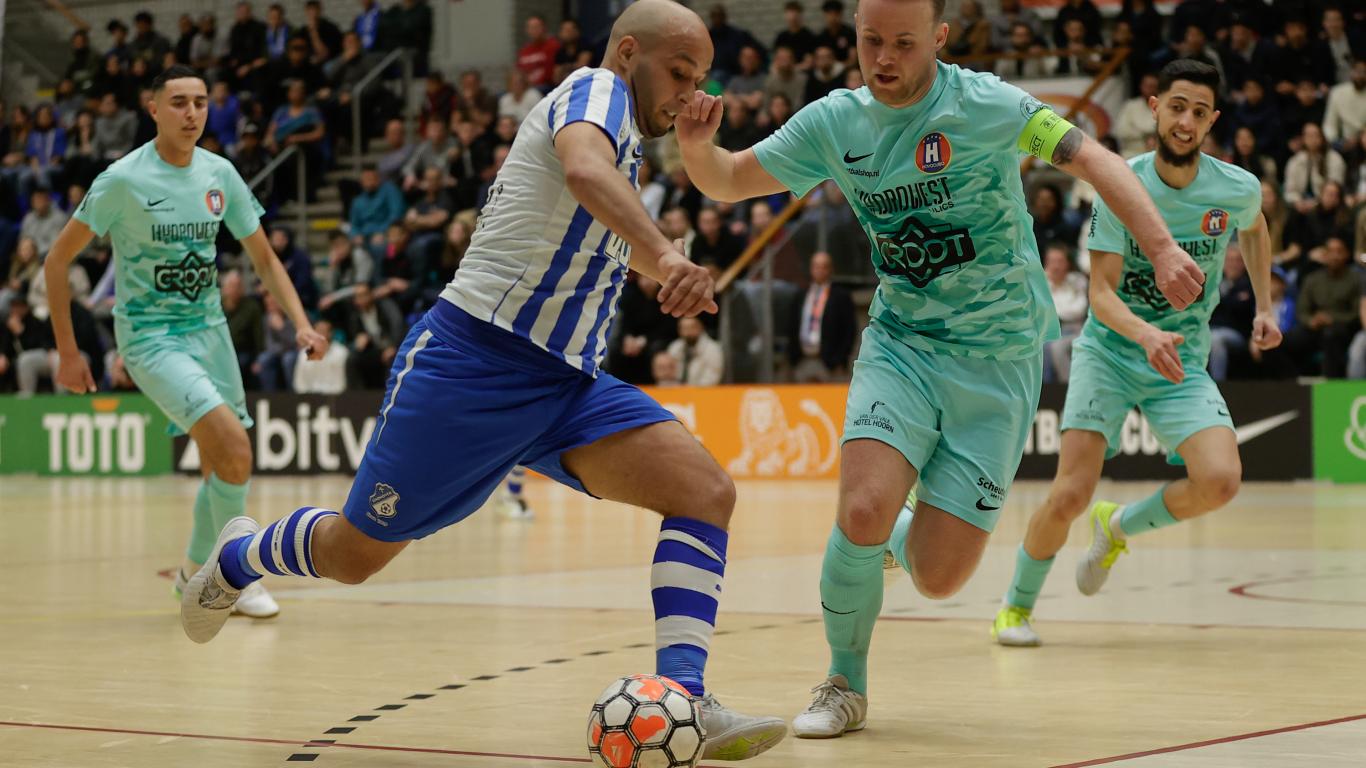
left=1234, top=411, right=1298, bottom=445
left=843, top=150, right=874, bottom=164
left=821, top=601, right=856, bottom=615
left=975, top=499, right=1001, bottom=512
left=147, top=197, right=168, bottom=207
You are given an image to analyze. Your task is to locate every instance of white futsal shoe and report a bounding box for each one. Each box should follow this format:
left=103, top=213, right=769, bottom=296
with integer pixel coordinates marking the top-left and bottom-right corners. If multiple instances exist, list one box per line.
left=991, top=604, right=1041, bottom=647
left=180, top=516, right=257, bottom=643
left=1076, top=501, right=1129, bottom=596
left=792, top=674, right=868, bottom=738
left=697, top=693, right=788, bottom=760
left=175, top=562, right=279, bottom=619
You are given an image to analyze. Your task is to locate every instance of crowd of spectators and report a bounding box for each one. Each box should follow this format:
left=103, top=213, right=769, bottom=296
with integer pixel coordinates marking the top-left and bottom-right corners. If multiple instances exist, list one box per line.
left=2, top=0, right=1365, bottom=395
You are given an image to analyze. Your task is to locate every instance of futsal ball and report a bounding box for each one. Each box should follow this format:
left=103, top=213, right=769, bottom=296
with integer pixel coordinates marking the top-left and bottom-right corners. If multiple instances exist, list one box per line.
left=587, top=674, right=704, bottom=768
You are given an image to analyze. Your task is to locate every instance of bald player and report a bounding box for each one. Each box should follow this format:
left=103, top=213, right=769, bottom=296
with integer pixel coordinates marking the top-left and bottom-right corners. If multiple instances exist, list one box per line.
left=180, top=2, right=786, bottom=759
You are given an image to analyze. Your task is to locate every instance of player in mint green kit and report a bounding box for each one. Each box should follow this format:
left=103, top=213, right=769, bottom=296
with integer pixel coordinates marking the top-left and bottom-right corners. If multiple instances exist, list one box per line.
left=677, top=0, right=1208, bottom=737
left=44, top=65, right=328, bottom=619
left=993, top=60, right=1284, bottom=648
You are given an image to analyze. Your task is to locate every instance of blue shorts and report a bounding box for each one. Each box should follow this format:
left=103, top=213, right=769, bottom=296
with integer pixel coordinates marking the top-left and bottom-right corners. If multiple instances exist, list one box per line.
left=342, top=301, right=676, bottom=541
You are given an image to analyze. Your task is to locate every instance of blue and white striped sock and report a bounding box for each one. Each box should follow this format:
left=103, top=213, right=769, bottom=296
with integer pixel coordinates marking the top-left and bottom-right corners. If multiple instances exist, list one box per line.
left=507, top=466, right=525, bottom=499
left=652, top=517, right=728, bottom=698
left=219, top=507, right=338, bottom=589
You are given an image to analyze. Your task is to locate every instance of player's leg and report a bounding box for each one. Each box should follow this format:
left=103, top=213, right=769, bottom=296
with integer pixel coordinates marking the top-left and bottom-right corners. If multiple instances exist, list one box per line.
left=496, top=466, right=533, bottom=520
left=181, top=317, right=543, bottom=643
left=533, top=380, right=786, bottom=761
left=994, top=429, right=1107, bottom=646
left=1076, top=367, right=1238, bottom=595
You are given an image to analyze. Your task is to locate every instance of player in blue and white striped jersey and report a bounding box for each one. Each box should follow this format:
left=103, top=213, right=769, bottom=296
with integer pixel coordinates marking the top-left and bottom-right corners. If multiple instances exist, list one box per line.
left=180, top=1, right=787, bottom=760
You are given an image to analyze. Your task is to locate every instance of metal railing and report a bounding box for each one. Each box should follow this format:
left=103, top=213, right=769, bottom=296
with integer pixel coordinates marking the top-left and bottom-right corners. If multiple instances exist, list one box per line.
left=248, top=144, right=305, bottom=241
left=351, top=47, right=413, bottom=175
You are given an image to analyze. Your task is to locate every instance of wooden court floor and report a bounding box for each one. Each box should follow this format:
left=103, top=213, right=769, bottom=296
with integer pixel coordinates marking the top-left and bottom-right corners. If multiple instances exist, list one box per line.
left=2, top=475, right=1365, bottom=767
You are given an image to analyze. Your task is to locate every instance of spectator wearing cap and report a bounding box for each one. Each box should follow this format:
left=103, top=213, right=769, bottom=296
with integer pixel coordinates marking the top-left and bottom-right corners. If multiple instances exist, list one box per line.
left=1325, top=60, right=1366, bottom=147
left=517, top=14, right=560, bottom=90
left=130, top=11, right=172, bottom=70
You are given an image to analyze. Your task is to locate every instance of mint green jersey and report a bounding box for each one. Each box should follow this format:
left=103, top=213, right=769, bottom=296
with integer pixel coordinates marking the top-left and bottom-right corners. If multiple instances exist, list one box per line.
left=752, top=61, right=1060, bottom=360
left=1083, top=152, right=1261, bottom=366
left=74, top=141, right=265, bottom=341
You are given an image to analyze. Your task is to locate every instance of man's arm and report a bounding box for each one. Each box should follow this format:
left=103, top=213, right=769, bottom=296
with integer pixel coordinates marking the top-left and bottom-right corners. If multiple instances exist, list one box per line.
left=241, top=226, right=329, bottom=360
left=1237, top=212, right=1284, bottom=350
left=675, top=92, right=789, bottom=203
left=553, top=122, right=715, bottom=318
left=1088, top=249, right=1186, bottom=384
left=1047, top=128, right=1204, bottom=310
left=45, top=217, right=98, bottom=392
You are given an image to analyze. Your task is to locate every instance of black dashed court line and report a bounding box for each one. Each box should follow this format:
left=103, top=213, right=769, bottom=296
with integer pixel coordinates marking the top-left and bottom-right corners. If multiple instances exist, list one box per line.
left=296, top=616, right=814, bottom=764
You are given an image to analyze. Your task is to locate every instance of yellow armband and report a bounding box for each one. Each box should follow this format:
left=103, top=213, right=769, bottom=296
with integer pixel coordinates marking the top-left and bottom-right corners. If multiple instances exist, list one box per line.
left=1017, top=108, right=1077, bottom=162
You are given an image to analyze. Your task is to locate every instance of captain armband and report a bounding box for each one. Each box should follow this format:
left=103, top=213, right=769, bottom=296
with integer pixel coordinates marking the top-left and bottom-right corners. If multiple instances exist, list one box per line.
left=1016, top=108, right=1080, bottom=164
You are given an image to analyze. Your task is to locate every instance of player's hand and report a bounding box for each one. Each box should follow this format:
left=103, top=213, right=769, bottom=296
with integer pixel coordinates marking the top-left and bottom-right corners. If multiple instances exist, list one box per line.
left=1150, top=243, right=1204, bottom=311
left=1251, top=311, right=1282, bottom=351
left=56, top=352, right=97, bottom=394
left=297, top=327, right=330, bottom=361
left=656, top=242, right=718, bottom=318
left=1138, top=328, right=1186, bottom=384
left=674, top=90, right=724, bottom=147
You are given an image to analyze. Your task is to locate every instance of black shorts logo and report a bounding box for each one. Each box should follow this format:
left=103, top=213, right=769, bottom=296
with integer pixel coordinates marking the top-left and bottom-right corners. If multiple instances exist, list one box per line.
left=874, top=215, right=977, bottom=288
left=153, top=252, right=216, bottom=301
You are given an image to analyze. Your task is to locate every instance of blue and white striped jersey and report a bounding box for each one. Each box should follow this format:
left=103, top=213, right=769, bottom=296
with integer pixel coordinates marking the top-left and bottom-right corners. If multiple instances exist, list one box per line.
left=441, top=67, right=642, bottom=376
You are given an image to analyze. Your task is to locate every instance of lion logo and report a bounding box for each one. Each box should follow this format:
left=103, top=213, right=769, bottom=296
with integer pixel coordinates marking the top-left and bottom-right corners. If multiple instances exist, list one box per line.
left=726, top=390, right=837, bottom=477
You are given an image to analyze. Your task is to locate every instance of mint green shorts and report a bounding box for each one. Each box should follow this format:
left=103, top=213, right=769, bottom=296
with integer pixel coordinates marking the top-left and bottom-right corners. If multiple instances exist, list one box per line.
left=119, top=323, right=252, bottom=436
left=842, top=321, right=1043, bottom=532
left=1062, top=334, right=1232, bottom=463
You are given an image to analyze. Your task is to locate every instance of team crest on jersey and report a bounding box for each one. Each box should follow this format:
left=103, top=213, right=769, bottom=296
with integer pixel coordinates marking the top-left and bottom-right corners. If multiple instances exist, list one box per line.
left=915, top=132, right=952, bottom=174
left=1201, top=208, right=1229, bottom=237
left=369, top=482, right=399, bottom=519
left=205, top=189, right=225, bottom=216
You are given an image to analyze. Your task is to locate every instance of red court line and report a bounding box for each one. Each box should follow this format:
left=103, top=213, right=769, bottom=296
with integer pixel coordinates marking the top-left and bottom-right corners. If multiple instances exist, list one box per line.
left=1049, top=712, right=1366, bottom=767
left=1229, top=574, right=1366, bottom=608
left=0, top=720, right=590, bottom=764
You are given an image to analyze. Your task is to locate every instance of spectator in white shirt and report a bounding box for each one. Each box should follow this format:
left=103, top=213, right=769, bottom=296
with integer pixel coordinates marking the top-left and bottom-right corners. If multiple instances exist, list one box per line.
left=1324, top=59, right=1366, bottom=146
left=498, top=69, right=542, bottom=126
left=1115, top=72, right=1159, bottom=158
left=293, top=320, right=349, bottom=393
left=667, top=316, right=723, bottom=386
left=1043, top=242, right=1088, bottom=383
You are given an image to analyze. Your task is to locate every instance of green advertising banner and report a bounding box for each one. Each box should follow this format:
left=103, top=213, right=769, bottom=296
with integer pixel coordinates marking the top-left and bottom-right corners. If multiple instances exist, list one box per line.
left=0, top=394, right=173, bottom=476
left=1312, top=381, right=1366, bottom=483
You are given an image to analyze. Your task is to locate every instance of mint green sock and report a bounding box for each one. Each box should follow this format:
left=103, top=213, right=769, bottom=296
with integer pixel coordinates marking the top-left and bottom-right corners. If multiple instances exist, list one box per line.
left=821, top=525, right=886, bottom=696
left=1119, top=486, right=1178, bottom=537
left=186, top=480, right=216, bottom=563
left=1004, top=544, right=1054, bottom=611
left=206, top=473, right=251, bottom=534
left=888, top=500, right=913, bottom=575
